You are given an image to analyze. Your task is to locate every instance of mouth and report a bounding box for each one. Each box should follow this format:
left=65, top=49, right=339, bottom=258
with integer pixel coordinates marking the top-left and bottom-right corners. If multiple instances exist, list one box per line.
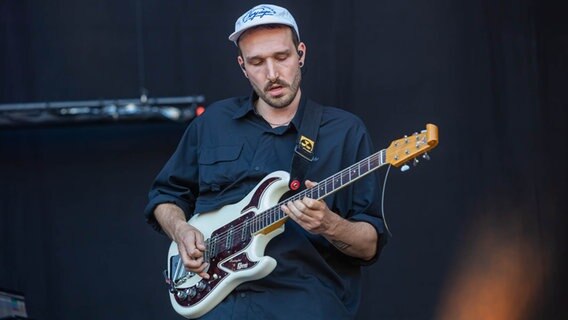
left=266, top=85, right=285, bottom=97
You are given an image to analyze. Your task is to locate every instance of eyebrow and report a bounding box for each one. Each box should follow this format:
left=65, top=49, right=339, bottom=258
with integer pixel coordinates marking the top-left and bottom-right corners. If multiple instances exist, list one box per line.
left=246, top=49, right=292, bottom=62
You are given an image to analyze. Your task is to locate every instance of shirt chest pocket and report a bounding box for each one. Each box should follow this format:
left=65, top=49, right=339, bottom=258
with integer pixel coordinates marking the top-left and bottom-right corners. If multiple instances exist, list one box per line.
left=198, top=144, right=247, bottom=191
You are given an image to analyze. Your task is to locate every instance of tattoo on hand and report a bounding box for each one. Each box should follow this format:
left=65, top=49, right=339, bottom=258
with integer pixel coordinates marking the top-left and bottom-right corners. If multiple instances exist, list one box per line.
left=331, top=240, right=351, bottom=250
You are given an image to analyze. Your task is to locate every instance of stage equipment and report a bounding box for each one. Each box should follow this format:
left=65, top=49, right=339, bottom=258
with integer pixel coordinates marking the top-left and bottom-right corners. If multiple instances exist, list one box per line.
left=0, top=288, right=29, bottom=319
left=0, top=95, right=205, bottom=127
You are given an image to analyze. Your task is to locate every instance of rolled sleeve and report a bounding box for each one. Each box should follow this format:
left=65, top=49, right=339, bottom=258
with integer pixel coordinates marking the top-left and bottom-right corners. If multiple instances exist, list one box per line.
left=348, top=212, right=389, bottom=265
left=144, top=193, right=194, bottom=234
left=144, top=123, right=199, bottom=233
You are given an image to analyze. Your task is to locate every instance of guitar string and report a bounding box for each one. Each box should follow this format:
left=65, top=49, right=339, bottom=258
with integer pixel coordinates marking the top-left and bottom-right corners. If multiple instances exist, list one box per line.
left=203, top=150, right=385, bottom=256
left=202, top=150, right=386, bottom=256
left=204, top=151, right=384, bottom=257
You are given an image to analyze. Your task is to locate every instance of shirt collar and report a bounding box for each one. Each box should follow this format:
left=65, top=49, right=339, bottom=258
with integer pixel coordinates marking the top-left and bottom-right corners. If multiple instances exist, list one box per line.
left=232, top=91, right=258, bottom=120
left=232, top=90, right=308, bottom=130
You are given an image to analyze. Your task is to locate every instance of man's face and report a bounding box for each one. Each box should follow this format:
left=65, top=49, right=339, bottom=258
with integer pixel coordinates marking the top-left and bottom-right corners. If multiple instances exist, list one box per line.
left=238, top=27, right=305, bottom=109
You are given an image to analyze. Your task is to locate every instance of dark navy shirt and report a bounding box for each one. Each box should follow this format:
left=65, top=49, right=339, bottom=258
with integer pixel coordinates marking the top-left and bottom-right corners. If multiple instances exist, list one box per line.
left=145, top=93, right=388, bottom=319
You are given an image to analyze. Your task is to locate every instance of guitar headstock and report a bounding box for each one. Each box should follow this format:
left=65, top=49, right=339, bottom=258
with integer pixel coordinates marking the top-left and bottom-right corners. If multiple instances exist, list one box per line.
left=385, top=123, right=439, bottom=167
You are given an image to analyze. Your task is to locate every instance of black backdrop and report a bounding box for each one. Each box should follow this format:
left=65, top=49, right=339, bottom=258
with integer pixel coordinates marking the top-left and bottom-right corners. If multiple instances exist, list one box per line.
left=1, top=1, right=566, bottom=319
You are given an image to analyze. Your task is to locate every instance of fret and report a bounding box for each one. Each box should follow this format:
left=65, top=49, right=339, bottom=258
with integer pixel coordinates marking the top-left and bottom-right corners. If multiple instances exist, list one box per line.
left=342, top=171, right=349, bottom=185
left=370, top=154, right=377, bottom=169
left=360, top=160, right=369, bottom=175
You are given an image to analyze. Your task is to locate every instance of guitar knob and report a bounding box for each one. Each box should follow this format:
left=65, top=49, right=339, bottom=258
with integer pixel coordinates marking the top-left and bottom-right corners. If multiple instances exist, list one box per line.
left=196, top=280, right=208, bottom=291
left=413, top=158, right=419, bottom=166
left=176, top=289, right=188, bottom=300
left=401, top=164, right=410, bottom=172
left=187, top=287, right=197, bottom=298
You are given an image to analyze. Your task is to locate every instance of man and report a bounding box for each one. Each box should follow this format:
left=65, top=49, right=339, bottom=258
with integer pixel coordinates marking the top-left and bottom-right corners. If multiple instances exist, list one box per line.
left=145, top=4, right=388, bottom=319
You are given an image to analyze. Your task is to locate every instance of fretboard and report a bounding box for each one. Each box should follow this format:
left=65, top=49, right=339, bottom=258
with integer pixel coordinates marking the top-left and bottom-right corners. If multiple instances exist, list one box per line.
left=250, top=149, right=387, bottom=234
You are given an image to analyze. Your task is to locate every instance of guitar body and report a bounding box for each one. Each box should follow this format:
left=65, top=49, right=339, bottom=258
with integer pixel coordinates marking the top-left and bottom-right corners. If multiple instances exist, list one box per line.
left=167, top=170, right=291, bottom=319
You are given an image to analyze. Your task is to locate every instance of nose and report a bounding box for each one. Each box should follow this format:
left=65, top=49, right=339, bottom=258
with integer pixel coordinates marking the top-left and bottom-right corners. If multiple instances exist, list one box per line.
left=265, top=60, right=279, bottom=82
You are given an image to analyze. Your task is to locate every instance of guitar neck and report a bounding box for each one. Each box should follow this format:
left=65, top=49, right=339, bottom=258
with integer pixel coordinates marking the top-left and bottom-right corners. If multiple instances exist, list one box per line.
left=251, top=149, right=387, bottom=234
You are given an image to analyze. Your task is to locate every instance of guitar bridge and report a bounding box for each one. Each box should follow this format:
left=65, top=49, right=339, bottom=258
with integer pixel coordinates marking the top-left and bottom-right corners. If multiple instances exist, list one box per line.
left=169, top=254, right=196, bottom=288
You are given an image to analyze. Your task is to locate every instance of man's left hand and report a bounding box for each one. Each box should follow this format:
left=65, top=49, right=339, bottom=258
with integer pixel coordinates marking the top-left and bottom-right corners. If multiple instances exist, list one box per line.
left=281, top=180, right=340, bottom=235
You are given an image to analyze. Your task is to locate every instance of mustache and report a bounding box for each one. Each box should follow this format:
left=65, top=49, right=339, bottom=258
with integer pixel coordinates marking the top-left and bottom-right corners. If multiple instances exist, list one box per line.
left=264, top=79, right=289, bottom=92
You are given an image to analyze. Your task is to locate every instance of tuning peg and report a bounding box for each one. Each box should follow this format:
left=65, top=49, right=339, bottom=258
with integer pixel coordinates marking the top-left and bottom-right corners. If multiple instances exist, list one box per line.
left=401, top=164, right=410, bottom=172
left=413, top=158, right=419, bottom=166
left=422, top=152, right=430, bottom=160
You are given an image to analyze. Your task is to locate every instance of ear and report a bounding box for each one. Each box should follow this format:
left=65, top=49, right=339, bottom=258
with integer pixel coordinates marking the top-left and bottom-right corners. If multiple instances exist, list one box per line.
left=297, top=42, right=307, bottom=67
left=237, top=56, right=248, bottom=78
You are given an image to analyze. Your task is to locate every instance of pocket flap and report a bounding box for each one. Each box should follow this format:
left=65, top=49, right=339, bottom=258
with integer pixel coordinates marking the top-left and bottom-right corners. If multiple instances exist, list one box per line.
left=199, top=144, right=243, bottom=165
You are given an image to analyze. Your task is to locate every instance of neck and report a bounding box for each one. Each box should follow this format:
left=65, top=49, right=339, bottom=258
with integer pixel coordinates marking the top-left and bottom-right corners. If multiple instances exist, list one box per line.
left=256, top=89, right=302, bottom=127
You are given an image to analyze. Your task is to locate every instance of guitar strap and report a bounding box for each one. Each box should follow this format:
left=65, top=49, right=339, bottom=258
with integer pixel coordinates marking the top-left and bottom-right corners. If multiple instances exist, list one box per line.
left=288, top=100, right=323, bottom=193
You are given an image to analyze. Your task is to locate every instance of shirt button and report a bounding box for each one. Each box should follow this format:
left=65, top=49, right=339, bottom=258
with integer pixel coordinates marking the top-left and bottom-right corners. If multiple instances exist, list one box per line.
left=240, top=293, right=246, bottom=298
left=254, top=166, right=260, bottom=171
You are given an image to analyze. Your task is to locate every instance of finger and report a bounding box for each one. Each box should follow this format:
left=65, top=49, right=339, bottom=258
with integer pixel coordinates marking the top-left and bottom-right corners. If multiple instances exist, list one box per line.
left=287, top=201, right=318, bottom=226
left=282, top=203, right=306, bottom=224
left=181, top=231, right=197, bottom=254
left=198, top=262, right=210, bottom=280
left=184, top=257, right=207, bottom=272
left=190, top=267, right=211, bottom=280
left=177, top=241, right=193, bottom=266
left=183, top=231, right=206, bottom=258
left=195, top=262, right=209, bottom=275
left=189, top=247, right=204, bottom=259
left=287, top=200, right=306, bottom=219
left=302, top=197, right=323, bottom=210
left=193, top=230, right=206, bottom=251
left=292, top=199, right=308, bottom=212
left=305, top=180, right=318, bottom=189
left=281, top=204, right=298, bottom=221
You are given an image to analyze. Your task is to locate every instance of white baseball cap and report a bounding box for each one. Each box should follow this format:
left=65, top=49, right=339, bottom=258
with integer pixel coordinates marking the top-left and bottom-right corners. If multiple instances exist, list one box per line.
left=228, top=4, right=300, bottom=45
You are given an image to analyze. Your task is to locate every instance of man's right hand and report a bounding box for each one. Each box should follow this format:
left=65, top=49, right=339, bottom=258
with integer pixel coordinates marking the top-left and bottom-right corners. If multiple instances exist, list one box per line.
left=173, top=221, right=210, bottom=279
left=154, top=203, right=210, bottom=279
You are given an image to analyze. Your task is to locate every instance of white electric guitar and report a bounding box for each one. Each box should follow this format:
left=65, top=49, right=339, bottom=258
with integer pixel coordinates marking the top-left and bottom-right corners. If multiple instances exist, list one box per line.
left=164, top=124, right=439, bottom=318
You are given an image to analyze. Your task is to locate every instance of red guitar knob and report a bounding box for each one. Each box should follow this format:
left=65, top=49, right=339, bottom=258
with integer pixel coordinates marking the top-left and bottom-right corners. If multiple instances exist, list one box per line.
left=290, top=180, right=300, bottom=190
